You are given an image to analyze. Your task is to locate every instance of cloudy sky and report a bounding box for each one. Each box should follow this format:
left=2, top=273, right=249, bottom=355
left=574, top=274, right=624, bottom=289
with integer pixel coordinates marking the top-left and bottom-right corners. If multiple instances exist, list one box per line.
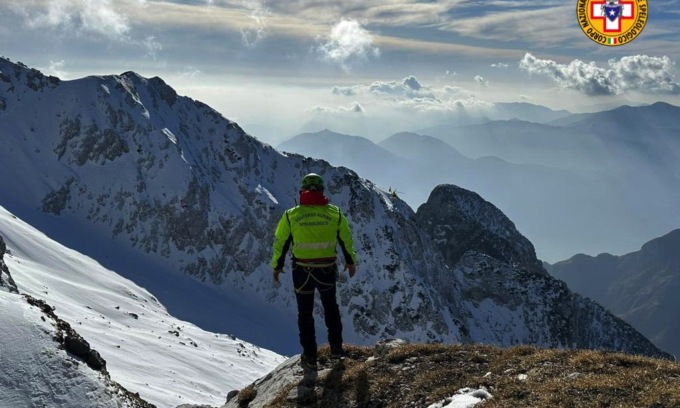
left=1, top=0, right=679, bottom=143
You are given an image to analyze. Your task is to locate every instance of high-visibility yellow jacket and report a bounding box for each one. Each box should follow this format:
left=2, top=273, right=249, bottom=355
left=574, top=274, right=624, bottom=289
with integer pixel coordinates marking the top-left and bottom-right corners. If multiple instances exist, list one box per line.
left=271, top=204, right=356, bottom=269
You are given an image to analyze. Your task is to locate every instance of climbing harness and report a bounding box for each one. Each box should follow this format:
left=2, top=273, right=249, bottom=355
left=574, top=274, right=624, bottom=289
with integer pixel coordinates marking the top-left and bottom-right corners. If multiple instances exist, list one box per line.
left=294, top=263, right=337, bottom=294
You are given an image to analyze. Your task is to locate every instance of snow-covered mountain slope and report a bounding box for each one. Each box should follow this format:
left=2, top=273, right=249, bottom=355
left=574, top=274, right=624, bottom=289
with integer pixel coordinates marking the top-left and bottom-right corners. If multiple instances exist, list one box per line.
left=547, top=229, right=680, bottom=359
left=0, top=57, right=668, bottom=362
left=0, top=206, right=284, bottom=407
left=0, top=290, right=150, bottom=408
left=1, top=236, right=151, bottom=407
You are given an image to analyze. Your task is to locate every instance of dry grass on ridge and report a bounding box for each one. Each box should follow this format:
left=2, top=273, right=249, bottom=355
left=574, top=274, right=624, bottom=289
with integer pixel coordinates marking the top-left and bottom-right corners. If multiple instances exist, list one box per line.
left=260, top=343, right=680, bottom=408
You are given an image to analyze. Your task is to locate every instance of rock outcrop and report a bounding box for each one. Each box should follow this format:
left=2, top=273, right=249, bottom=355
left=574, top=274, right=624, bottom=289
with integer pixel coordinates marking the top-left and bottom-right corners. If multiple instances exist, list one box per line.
left=0, top=235, right=18, bottom=293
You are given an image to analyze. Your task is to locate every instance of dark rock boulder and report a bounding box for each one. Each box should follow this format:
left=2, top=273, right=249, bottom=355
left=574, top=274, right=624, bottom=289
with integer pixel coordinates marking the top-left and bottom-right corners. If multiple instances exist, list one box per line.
left=24, top=295, right=107, bottom=371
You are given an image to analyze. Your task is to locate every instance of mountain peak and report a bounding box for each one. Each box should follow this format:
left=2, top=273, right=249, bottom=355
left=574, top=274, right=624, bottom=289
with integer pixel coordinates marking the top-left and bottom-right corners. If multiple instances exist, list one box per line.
left=121, top=70, right=143, bottom=79
left=416, top=184, right=544, bottom=274
left=640, top=228, right=680, bottom=258
left=0, top=57, right=61, bottom=91
left=379, top=131, right=468, bottom=162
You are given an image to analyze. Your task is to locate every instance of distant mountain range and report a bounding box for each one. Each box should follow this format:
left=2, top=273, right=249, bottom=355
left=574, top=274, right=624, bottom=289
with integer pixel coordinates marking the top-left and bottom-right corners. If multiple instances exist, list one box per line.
left=296, top=100, right=573, bottom=142
left=280, top=101, right=680, bottom=262
left=422, top=102, right=680, bottom=172
left=0, top=56, right=672, bottom=406
left=547, top=229, right=680, bottom=359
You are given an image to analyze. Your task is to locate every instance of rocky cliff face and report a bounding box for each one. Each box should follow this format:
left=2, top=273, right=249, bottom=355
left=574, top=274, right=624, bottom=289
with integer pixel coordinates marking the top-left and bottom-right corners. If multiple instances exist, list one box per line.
left=0, top=57, right=668, bottom=359
left=415, top=185, right=670, bottom=358
left=416, top=184, right=544, bottom=274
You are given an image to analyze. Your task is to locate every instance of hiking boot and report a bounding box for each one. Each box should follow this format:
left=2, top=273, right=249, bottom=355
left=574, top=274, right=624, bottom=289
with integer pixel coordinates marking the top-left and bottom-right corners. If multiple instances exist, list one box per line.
left=300, top=354, right=318, bottom=370
left=329, top=345, right=347, bottom=359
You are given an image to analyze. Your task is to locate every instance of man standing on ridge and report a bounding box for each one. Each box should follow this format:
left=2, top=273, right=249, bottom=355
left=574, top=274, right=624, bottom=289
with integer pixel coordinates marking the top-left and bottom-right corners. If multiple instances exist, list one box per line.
left=271, top=173, right=357, bottom=370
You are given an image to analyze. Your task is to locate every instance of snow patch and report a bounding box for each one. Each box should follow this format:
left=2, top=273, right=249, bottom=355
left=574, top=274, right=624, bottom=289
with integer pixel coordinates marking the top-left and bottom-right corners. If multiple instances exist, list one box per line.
left=162, top=128, right=177, bottom=144
left=256, top=184, right=278, bottom=205
left=427, top=387, right=492, bottom=408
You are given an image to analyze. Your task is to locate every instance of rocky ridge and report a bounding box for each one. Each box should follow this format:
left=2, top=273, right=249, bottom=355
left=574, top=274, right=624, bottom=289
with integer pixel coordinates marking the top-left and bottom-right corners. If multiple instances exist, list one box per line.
left=180, top=341, right=680, bottom=408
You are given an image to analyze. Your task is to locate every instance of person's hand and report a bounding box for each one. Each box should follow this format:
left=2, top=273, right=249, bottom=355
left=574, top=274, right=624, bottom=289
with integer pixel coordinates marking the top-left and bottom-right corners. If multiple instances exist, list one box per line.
left=344, top=263, right=356, bottom=278
left=273, top=269, right=284, bottom=284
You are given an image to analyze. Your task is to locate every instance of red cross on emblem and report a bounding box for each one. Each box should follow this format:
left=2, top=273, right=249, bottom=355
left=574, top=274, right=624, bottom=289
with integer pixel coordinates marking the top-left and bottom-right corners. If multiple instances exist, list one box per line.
left=590, top=1, right=635, bottom=33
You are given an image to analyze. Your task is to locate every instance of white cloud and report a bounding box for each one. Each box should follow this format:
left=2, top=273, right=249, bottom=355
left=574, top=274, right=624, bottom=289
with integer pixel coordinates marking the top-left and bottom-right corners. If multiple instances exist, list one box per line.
left=369, top=76, right=434, bottom=98
left=348, top=101, right=365, bottom=113
left=474, top=75, right=489, bottom=87
left=144, top=36, right=162, bottom=60
left=12, top=0, right=164, bottom=58
left=443, top=85, right=464, bottom=95
left=519, top=94, right=532, bottom=100
left=178, top=66, right=203, bottom=79
left=491, top=62, right=509, bottom=68
left=326, top=75, right=491, bottom=117
left=25, top=0, right=131, bottom=41
left=307, top=101, right=365, bottom=114
left=332, top=85, right=362, bottom=96
left=519, top=53, right=680, bottom=95
left=333, top=76, right=435, bottom=99
left=316, top=19, right=380, bottom=71
left=303, top=75, right=503, bottom=139
left=240, top=0, right=271, bottom=48
left=330, top=76, right=490, bottom=117
left=399, top=95, right=493, bottom=113
left=40, top=60, right=68, bottom=79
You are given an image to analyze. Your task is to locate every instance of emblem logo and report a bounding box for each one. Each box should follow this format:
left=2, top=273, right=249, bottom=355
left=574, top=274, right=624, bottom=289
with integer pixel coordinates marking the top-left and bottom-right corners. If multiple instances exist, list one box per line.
left=576, top=0, right=648, bottom=46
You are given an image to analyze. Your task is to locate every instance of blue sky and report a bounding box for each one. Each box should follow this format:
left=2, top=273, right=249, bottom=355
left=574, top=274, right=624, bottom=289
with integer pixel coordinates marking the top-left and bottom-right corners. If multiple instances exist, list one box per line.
left=1, top=0, right=679, bottom=143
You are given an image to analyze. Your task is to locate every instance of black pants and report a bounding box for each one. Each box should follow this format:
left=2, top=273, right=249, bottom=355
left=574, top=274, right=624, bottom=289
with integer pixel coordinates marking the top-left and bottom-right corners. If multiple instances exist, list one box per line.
left=292, top=264, right=343, bottom=359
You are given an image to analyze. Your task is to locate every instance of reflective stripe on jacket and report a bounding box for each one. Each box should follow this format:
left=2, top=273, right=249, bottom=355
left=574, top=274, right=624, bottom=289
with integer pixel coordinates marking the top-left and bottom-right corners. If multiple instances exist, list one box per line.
left=271, top=204, right=356, bottom=270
